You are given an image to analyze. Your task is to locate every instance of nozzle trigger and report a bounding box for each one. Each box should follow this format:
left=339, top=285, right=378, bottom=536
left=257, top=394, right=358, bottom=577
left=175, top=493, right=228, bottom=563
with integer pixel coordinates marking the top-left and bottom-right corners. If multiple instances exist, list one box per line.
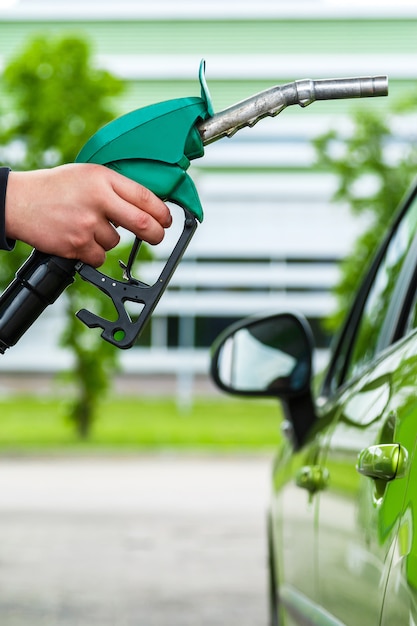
left=75, top=209, right=198, bottom=349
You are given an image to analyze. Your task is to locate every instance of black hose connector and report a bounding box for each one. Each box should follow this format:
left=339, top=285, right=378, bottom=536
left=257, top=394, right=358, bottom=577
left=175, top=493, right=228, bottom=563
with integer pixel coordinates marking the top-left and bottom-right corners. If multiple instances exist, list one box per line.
left=0, top=251, right=77, bottom=353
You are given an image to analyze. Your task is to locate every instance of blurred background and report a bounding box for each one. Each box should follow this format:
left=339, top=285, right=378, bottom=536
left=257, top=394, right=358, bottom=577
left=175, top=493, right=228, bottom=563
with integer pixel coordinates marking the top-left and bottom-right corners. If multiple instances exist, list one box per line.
left=0, top=0, right=415, bottom=408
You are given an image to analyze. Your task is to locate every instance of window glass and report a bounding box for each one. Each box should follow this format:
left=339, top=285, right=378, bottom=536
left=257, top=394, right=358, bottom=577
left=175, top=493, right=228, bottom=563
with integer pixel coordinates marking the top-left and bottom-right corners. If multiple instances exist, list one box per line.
left=345, top=193, right=417, bottom=380
left=405, top=280, right=417, bottom=333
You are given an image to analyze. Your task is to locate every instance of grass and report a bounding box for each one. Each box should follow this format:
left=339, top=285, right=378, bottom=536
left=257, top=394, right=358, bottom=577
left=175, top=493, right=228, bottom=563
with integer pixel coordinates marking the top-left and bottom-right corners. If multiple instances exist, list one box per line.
left=0, top=395, right=282, bottom=453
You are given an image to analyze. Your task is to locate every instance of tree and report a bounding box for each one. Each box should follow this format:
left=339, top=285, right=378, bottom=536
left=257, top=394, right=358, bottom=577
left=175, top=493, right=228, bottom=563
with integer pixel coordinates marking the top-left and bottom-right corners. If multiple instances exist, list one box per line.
left=313, top=95, right=417, bottom=332
left=0, top=34, right=145, bottom=438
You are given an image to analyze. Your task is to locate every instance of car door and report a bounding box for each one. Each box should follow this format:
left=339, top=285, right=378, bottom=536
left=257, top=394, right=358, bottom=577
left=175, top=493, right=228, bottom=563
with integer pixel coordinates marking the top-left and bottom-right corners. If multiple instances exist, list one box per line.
left=316, top=346, right=414, bottom=625
left=379, top=291, right=417, bottom=625
left=315, top=181, right=417, bottom=625
left=270, top=432, right=322, bottom=626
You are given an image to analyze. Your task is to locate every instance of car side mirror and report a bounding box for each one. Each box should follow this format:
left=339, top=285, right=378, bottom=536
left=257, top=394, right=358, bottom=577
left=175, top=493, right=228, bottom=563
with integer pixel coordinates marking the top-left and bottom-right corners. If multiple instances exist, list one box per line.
left=210, top=312, right=316, bottom=448
left=210, top=312, right=313, bottom=397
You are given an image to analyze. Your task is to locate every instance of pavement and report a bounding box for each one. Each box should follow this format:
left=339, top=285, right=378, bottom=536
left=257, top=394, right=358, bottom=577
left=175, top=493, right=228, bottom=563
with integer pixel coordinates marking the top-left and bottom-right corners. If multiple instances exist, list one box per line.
left=0, top=454, right=273, bottom=625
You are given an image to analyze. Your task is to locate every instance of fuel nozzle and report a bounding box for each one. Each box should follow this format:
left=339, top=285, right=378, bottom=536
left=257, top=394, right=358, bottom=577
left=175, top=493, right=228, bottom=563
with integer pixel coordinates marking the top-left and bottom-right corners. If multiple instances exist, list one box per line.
left=0, top=61, right=389, bottom=353
left=197, top=73, right=388, bottom=144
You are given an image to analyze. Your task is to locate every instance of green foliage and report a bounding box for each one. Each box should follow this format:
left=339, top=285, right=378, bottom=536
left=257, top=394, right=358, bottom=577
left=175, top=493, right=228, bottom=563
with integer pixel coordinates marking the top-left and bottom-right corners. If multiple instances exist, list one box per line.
left=0, top=34, right=123, bottom=167
left=0, top=34, right=143, bottom=439
left=314, top=99, right=417, bottom=331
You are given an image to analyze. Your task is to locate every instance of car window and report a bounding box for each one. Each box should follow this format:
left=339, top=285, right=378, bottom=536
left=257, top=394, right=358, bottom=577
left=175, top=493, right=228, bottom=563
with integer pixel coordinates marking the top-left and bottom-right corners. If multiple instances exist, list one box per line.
left=404, top=279, right=417, bottom=333
left=324, top=185, right=417, bottom=392
left=345, top=197, right=417, bottom=379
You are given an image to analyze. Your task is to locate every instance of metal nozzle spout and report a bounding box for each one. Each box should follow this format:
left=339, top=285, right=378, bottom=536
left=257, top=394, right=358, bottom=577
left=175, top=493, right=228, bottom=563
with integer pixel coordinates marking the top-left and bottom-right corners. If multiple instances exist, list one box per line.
left=298, top=75, right=389, bottom=106
left=198, top=75, right=388, bottom=145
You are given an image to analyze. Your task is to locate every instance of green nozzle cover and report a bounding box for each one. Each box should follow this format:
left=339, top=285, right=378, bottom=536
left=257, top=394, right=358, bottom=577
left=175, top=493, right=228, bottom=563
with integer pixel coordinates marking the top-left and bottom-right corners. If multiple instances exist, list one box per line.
left=75, top=60, right=213, bottom=222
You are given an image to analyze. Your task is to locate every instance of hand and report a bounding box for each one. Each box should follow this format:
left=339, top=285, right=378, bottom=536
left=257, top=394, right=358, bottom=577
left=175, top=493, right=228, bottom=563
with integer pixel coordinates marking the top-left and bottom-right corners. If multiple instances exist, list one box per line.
left=4, top=163, right=172, bottom=267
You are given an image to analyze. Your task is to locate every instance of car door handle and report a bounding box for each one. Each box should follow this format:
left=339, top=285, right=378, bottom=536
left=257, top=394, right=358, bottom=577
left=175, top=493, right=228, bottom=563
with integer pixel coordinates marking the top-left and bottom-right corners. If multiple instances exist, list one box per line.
left=356, top=443, right=408, bottom=481
left=295, top=465, right=329, bottom=494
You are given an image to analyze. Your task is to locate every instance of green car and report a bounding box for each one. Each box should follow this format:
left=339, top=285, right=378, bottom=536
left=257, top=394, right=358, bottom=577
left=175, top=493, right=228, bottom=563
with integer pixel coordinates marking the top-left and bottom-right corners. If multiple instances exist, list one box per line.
left=210, top=180, right=417, bottom=625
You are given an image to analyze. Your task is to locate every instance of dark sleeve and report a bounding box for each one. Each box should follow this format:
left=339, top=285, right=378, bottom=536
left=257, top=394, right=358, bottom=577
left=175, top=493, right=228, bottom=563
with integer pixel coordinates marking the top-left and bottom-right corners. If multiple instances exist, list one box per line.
left=0, top=167, right=15, bottom=251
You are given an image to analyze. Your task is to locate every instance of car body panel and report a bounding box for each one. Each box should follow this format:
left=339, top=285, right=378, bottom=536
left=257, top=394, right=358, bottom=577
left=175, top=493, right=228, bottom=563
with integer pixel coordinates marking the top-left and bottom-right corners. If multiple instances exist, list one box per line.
left=270, top=440, right=319, bottom=625
left=316, top=335, right=415, bottom=625
left=270, top=331, right=417, bottom=626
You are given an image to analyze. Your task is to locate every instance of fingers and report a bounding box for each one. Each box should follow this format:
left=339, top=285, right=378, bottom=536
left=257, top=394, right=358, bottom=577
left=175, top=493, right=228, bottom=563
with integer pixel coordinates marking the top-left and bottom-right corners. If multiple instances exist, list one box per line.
left=77, top=171, right=172, bottom=265
left=74, top=220, right=121, bottom=267
left=94, top=221, right=120, bottom=252
left=78, top=244, right=106, bottom=268
left=108, top=173, right=172, bottom=244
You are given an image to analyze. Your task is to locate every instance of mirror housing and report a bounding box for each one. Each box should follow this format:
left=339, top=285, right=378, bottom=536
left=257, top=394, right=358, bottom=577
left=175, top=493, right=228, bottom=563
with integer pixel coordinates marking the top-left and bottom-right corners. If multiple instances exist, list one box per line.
left=210, top=312, right=313, bottom=397
left=210, top=312, right=317, bottom=448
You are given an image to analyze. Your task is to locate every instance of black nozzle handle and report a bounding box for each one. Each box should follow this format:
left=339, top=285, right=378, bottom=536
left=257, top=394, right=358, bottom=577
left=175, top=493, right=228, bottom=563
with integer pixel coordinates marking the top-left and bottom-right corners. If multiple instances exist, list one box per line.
left=0, top=251, right=77, bottom=353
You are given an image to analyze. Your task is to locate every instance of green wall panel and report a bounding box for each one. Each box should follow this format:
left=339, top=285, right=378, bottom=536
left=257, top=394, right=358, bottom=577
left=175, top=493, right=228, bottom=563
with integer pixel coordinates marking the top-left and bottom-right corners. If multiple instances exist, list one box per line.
left=0, top=19, right=416, bottom=59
